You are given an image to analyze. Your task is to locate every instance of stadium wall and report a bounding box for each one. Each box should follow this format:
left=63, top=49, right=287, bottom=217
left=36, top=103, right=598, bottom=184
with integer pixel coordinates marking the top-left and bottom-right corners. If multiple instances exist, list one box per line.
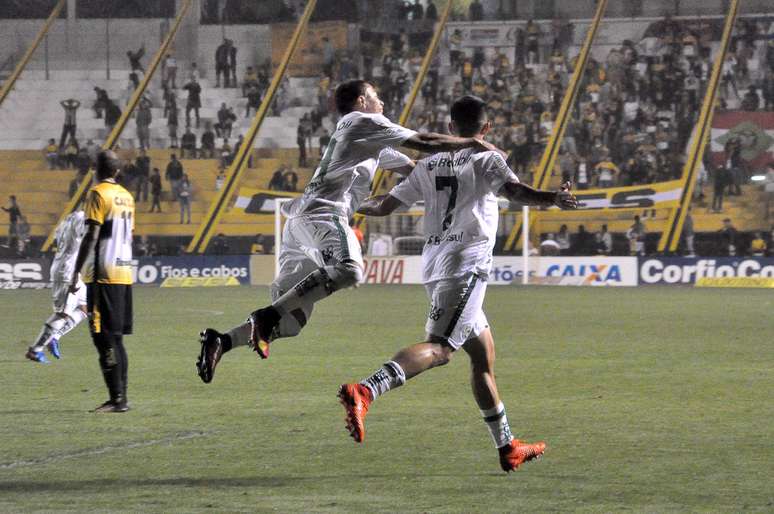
left=3, top=256, right=773, bottom=289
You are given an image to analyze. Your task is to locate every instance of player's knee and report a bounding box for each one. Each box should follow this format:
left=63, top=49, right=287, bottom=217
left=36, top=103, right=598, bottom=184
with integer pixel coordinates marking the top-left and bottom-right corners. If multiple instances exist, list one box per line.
left=428, top=338, right=455, bottom=367
left=332, top=260, right=363, bottom=289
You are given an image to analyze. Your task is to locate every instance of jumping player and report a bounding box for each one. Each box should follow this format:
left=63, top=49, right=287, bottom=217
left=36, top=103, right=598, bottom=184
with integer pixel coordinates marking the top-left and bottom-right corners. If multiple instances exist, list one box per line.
left=24, top=209, right=88, bottom=363
left=70, top=150, right=135, bottom=413
left=197, top=79, right=501, bottom=383
left=337, top=95, right=578, bottom=472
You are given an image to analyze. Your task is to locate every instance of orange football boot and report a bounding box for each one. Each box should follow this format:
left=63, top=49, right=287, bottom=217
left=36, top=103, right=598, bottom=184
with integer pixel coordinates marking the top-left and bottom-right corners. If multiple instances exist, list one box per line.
left=498, top=439, right=546, bottom=472
left=337, top=383, right=372, bottom=443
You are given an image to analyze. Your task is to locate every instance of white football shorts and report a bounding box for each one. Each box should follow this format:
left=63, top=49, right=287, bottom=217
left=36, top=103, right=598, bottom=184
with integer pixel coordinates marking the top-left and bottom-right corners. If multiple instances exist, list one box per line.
left=52, top=279, right=87, bottom=314
left=272, top=215, right=363, bottom=299
left=424, top=273, right=489, bottom=350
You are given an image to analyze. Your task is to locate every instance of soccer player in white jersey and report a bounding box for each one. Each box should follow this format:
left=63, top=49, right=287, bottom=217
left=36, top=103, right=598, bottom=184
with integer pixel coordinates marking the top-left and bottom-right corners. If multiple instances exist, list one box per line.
left=337, top=95, right=578, bottom=472
left=197, top=79, right=501, bottom=383
left=24, top=209, right=89, bottom=363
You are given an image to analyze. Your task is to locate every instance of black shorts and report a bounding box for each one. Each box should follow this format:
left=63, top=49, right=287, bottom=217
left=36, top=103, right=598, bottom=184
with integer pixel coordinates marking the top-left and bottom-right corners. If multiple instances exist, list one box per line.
left=87, top=283, right=133, bottom=335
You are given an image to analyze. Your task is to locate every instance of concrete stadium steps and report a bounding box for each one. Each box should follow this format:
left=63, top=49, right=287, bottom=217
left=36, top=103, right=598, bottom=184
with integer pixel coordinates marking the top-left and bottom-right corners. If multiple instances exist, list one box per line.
left=0, top=73, right=322, bottom=150
left=534, top=208, right=673, bottom=235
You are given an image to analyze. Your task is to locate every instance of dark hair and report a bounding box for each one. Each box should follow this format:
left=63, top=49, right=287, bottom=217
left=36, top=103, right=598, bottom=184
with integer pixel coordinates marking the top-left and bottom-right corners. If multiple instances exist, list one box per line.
left=96, top=150, right=119, bottom=180
left=335, top=79, right=369, bottom=115
left=450, top=95, right=488, bottom=136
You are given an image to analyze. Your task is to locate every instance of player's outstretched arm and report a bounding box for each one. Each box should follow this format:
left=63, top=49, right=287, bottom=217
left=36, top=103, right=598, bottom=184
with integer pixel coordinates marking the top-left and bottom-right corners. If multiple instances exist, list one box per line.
left=68, top=222, right=99, bottom=293
left=357, top=194, right=404, bottom=217
left=402, top=133, right=503, bottom=155
left=501, top=180, right=578, bottom=210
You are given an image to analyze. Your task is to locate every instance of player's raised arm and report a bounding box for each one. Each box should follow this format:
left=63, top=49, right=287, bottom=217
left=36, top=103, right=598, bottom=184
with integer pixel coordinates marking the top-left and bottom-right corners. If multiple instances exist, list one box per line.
left=357, top=194, right=404, bottom=217
left=402, top=133, right=502, bottom=155
left=500, top=180, right=578, bottom=210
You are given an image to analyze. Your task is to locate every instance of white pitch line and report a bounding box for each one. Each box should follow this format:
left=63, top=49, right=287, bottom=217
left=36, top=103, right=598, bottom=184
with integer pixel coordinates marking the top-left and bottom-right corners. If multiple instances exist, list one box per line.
left=0, top=431, right=211, bottom=470
left=182, top=308, right=225, bottom=316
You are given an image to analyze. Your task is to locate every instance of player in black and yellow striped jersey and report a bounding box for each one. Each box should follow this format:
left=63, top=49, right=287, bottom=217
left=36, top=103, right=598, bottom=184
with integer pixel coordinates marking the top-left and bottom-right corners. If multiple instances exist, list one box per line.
left=69, top=150, right=134, bottom=413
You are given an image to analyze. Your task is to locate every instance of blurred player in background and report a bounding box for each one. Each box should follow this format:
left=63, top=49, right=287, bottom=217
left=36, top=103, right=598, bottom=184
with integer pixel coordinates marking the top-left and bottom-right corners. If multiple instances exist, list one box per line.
left=24, top=209, right=88, bottom=363
left=197, top=79, right=501, bottom=383
left=70, top=151, right=135, bottom=413
left=338, top=95, right=578, bottom=472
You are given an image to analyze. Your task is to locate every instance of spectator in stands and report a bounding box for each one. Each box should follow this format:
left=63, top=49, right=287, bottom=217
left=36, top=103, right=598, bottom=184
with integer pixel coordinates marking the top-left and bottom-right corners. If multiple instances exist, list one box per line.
left=683, top=208, right=696, bottom=257
left=201, top=123, right=216, bottom=158
left=215, top=167, right=226, bottom=191
left=322, top=36, right=335, bottom=79
left=220, top=139, right=233, bottom=168
left=167, top=97, right=179, bottom=148
left=215, top=103, right=236, bottom=138
left=136, top=97, right=152, bottom=150
left=215, top=39, right=230, bottom=87
left=595, top=157, right=619, bottom=188
left=283, top=167, right=299, bottom=192
left=297, top=123, right=308, bottom=168
left=64, top=138, right=79, bottom=169
left=242, top=66, right=259, bottom=97
left=127, top=45, right=145, bottom=72
left=556, top=224, right=570, bottom=256
left=764, top=163, right=774, bottom=221
left=121, top=158, right=137, bottom=192
left=246, top=84, right=262, bottom=118
left=250, top=234, right=269, bottom=254
left=228, top=39, right=238, bottom=89
left=211, top=233, right=229, bottom=254
left=163, top=85, right=176, bottom=118
left=596, top=224, right=612, bottom=255
left=425, top=0, right=437, bottom=20
left=135, top=149, right=150, bottom=202
left=92, top=87, right=108, bottom=119
left=319, top=129, right=331, bottom=157
left=165, top=154, right=184, bottom=201
left=76, top=147, right=90, bottom=176
left=183, top=78, right=202, bottom=128
left=468, top=0, right=483, bottom=21
left=718, top=218, right=738, bottom=256
left=15, top=214, right=30, bottom=257
left=3, top=195, right=22, bottom=249
left=572, top=225, right=593, bottom=256
left=178, top=174, right=192, bottom=224
left=725, top=138, right=743, bottom=196
left=763, top=68, right=774, bottom=111
left=627, top=215, right=646, bottom=256
left=44, top=139, right=58, bottom=170
left=525, top=20, right=541, bottom=64
left=59, top=99, right=80, bottom=148
left=741, top=87, right=760, bottom=111
left=189, top=62, right=200, bottom=82
left=105, top=99, right=121, bottom=132
left=712, top=165, right=730, bottom=212
left=750, top=232, right=766, bottom=257
left=181, top=128, right=197, bottom=159
left=149, top=168, right=162, bottom=212
left=163, top=52, right=177, bottom=89
left=268, top=166, right=286, bottom=191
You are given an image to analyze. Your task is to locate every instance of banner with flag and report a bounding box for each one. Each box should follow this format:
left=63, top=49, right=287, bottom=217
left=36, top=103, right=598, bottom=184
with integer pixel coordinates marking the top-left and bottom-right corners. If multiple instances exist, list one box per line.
left=709, top=111, right=774, bottom=172
left=233, top=187, right=299, bottom=215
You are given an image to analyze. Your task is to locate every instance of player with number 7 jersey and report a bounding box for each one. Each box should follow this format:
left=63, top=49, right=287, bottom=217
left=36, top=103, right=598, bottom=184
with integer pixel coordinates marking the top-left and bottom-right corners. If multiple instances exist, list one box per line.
left=196, top=79, right=503, bottom=385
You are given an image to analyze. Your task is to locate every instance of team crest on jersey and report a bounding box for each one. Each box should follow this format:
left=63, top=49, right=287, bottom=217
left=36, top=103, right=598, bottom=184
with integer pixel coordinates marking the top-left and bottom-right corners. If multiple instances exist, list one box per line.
left=428, top=305, right=445, bottom=321
left=321, top=247, right=334, bottom=264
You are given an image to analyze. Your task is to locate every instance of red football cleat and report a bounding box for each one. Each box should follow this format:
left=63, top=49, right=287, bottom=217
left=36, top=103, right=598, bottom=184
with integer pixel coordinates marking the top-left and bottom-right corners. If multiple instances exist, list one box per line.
left=248, top=308, right=276, bottom=359
left=498, top=439, right=546, bottom=472
left=337, top=383, right=372, bottom=443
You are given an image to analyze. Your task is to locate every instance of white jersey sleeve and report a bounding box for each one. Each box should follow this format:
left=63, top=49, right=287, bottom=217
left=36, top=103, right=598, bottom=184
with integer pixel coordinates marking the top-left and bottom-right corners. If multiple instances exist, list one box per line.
left=377, top=147, right=413, bottom=170
left=356, top=114, right=417, bottom=150
left=389, top=160, right=426, bottom=207
left=473, top=151, right=519, bottom=193
left=50, top=211, right=86, bottom=280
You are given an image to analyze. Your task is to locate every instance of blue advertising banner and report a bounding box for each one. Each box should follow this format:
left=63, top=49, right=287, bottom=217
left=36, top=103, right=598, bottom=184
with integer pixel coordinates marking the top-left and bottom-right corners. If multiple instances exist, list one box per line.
left=639, top=257, right=774, bottom=285
left=133, top=255, right=251, bottom=286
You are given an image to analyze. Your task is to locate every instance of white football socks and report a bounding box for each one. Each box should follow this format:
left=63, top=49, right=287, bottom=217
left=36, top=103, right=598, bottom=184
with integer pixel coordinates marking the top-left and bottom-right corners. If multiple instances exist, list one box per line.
left=481, top=402, right=514, bottom=448
left=360, top=361, right=406, bottom=400
left=30, top=311, right=87, bottom=352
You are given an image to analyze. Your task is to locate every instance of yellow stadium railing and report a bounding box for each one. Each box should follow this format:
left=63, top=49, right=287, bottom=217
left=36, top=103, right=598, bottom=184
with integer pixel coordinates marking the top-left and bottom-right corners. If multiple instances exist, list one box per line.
left=0, top=0, right=65, bottom=108
left=187, top=0, right=318, bottom=254
left=354, top=0, right=453, bottom=230
left=657, top=0, right=740, bottom=253
left=41, top=0, right=194, bottom=252
left=503, top=0, right=608, bottom=252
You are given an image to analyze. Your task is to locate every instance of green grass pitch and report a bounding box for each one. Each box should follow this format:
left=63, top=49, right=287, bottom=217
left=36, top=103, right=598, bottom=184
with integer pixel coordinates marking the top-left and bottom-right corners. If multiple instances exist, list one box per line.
left=1, top=285, right=772, bottom=513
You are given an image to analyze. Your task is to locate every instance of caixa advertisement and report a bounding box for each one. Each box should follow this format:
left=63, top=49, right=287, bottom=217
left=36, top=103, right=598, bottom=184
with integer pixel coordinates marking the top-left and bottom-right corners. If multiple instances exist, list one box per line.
left=0, top=259, right=52, bottom=289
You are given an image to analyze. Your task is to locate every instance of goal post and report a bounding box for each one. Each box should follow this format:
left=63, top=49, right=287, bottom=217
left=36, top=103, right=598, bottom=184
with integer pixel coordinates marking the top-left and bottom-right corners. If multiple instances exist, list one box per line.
left=274, top=198, right=293, bottom=278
